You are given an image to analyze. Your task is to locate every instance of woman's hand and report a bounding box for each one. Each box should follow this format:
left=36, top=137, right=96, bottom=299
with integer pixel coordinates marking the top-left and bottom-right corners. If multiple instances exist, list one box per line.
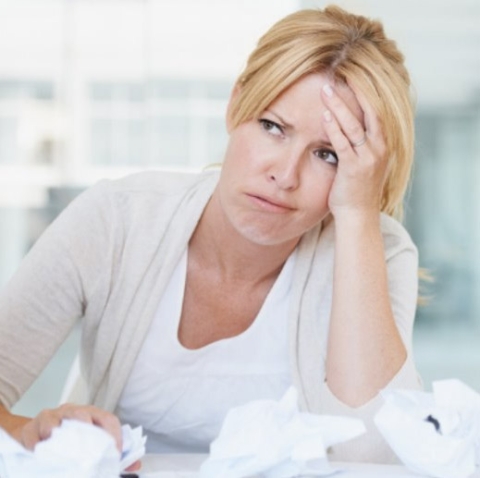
left=321, top=81, right=388, bottom=220
left=9, top=404, right=140, bottom=471
left=17, top=403, right=122, bottom=450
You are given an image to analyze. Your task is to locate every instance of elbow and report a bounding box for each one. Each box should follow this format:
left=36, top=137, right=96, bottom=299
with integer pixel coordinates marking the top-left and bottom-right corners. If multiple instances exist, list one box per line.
left=326, top=348, right=408, bottom=408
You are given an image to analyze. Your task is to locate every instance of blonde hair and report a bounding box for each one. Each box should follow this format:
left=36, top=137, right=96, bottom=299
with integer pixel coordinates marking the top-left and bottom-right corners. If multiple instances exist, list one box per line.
left=228, top=6, right=415, bottom=219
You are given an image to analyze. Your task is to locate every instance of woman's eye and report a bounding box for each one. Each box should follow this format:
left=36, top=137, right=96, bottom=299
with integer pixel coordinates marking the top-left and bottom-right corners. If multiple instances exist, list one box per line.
left=315, top=148, right=338, bottom=166
left=259, top=119, right=284, bottom=136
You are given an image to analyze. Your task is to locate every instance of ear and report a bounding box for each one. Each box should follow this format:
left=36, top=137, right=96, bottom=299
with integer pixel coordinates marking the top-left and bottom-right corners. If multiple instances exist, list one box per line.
left=226, top=83, right=241, bottom=134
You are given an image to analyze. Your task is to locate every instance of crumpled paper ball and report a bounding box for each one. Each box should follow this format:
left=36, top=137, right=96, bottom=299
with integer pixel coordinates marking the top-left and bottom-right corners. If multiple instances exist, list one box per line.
left=0, top=419, right=146, bottom=478
left=199, top=386, right=366, bottom=478
left=374, top=379, right=480, bottom=478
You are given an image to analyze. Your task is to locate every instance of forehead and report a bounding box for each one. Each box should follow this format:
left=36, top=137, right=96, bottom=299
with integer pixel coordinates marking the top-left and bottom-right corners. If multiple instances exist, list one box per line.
left=269, top=73, right=364, bottom=126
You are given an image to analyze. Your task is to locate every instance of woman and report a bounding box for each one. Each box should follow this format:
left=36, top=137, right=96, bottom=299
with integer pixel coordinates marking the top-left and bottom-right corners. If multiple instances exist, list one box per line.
left=0, top=5, right=421, bottom=464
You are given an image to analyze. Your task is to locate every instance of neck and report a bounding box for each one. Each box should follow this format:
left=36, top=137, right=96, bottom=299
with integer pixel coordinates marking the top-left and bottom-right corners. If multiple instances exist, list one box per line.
left=189, top=192, right=298, bottom=284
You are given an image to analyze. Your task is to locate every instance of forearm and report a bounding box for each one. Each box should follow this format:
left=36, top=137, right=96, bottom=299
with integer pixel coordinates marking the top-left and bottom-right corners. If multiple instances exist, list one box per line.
left=0, top=404, right=31, bottom=440
left=326, top=212, right=407, bottom=407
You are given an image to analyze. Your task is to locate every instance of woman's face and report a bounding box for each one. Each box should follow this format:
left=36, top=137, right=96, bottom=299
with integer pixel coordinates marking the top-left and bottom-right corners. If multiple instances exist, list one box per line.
left=214, top=72, right=363, bottom=247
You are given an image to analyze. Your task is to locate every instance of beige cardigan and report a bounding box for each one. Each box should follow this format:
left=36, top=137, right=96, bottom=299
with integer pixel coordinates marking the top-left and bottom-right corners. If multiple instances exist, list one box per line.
left=0, top=170, right=422, bottom=463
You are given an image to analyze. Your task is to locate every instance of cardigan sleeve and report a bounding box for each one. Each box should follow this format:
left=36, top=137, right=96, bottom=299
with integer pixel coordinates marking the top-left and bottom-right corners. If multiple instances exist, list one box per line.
left=0, top=181, right=117, bottom=409
left=321, top=218, right=423, bottom=463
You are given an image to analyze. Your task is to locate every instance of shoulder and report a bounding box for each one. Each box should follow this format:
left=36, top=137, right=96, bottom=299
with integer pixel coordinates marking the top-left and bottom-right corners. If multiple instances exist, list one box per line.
left=64, top=168, right=219, bottom=231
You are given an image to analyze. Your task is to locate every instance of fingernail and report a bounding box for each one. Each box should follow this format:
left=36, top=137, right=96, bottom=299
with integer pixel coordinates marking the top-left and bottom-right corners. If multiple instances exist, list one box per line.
left=323, top=84, right=334, bottom=97
left=323, top=110, right=332, bottom=122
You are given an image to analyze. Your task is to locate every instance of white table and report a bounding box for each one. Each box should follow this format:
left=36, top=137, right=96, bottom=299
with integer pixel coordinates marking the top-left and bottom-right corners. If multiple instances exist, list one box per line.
left=138, top=454, right=480, bottom=477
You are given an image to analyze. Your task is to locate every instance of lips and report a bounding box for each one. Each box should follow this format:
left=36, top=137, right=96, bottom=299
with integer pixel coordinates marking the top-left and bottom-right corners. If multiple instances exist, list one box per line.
left=247, top=193, right=294, bottom=212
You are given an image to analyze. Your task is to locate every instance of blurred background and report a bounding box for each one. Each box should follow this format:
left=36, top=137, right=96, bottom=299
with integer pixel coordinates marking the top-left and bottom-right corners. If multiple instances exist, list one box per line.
left=1, top=0, right=479, bottom=416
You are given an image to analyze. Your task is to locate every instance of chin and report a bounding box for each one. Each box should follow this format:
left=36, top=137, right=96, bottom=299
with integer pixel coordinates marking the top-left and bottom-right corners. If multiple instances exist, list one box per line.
left=235, top=223, right=299, bottom=247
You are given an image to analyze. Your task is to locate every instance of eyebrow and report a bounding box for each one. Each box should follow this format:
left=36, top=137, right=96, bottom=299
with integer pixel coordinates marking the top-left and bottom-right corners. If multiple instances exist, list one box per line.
left=266, top=109, right=293, bottom=129
left=265, top=108, right=334, bottom=149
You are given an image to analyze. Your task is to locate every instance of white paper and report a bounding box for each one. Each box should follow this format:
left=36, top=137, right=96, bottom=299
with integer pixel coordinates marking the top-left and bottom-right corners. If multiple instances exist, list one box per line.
left=199, top=386, right=366, bottom=478
left=121, top=423, right=147, bottom=470
left=0, top=419, right=146, bottom=478
left=374, top=379, right=480, bottom=478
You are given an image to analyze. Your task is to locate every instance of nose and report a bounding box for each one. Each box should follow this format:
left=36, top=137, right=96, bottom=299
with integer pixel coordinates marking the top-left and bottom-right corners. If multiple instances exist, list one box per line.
left=267, top=149, right=302, bottom=190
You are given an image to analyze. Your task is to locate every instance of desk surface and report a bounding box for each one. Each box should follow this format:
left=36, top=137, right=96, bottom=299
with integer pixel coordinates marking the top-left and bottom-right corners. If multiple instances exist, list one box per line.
left=139, top=454, right=472, bottom=478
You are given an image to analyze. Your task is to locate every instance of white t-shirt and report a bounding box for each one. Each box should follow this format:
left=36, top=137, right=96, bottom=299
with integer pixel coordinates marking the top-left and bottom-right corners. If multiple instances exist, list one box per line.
left=116, top=249, right=296, bottom=453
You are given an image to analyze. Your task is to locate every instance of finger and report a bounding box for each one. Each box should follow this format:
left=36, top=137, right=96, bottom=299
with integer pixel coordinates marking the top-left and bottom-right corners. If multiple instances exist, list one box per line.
left=346, top=80, right=382, bottom=140
left=37, top=411, right=63, bottom=441
left=61, top=404, right=93, bottom=423
left=323, top=109, right=357, bottom=161
left=20, top=428, right=40, bottom=451
left=21, top=410, right=62, bottom=450
left=61, top=404, right=122, bottom=452
left=89, top=408, right=123, bottom=452
left=321, top=83, right=366, bottom=146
